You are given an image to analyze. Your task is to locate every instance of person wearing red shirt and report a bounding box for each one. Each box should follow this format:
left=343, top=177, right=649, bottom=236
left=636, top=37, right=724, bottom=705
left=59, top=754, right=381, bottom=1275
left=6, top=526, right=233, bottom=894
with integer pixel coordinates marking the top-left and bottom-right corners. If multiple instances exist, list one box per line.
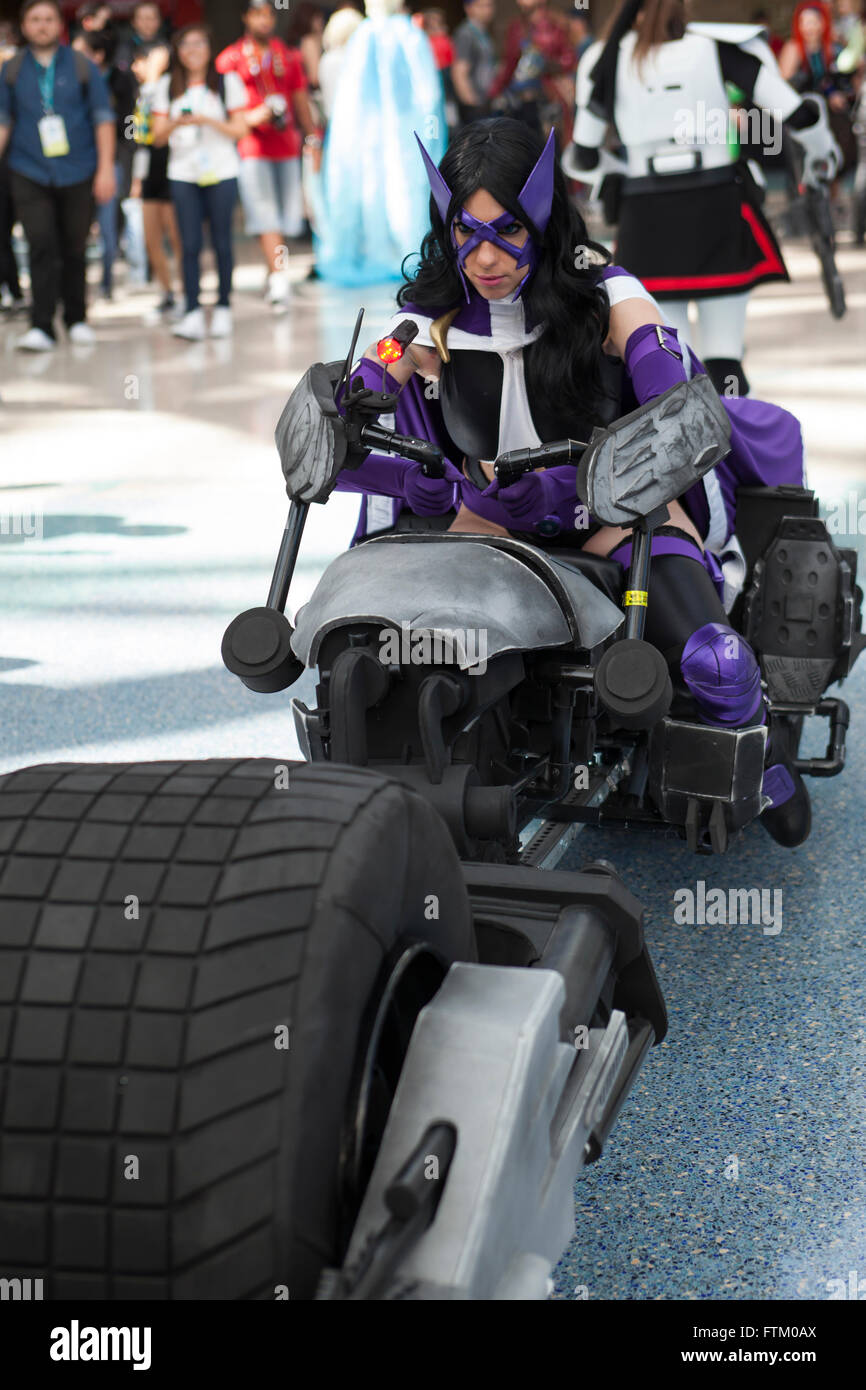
left=489, top=0, right=576, bottom=142
left=415, top=9, right=455, bottom=70
left=216, top=0, right=321, bottom=309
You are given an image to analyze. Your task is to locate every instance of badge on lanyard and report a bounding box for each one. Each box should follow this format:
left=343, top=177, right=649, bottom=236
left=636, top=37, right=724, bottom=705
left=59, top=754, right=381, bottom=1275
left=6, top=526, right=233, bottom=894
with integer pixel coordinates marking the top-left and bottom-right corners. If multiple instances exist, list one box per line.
left=36, top=53, right=69, bottom=157
left=196, top=148, right=219, bottom=187
left=38, top=114, right=70, bottom=157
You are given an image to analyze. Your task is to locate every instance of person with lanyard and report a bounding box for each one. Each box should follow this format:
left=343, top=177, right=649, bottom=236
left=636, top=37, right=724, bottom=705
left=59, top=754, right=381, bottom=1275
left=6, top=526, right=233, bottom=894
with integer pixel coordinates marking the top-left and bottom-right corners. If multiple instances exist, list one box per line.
left=113, top=1, right=167, bottom=73
left=487, top=0, right=576, bottom=141
left=129, top=40, right=182, bottom=317
left=151, top=24, right=249, bottom=340
left=0, top=0, right=116, bottom=351
left=73, top=26, right=136, bottom=300
left=0, top=25, right=25, bottom=313
left=567, top=0, right=841, bottom=398
left=216, top=0, right=322, bottom=312
left=452, top=0, right=498, bottom=125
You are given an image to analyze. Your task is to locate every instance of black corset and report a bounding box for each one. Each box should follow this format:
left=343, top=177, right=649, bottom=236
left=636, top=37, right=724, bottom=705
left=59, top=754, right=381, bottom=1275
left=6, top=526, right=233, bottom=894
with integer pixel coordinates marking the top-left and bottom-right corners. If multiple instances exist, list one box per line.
left=438, top=345, right=623, bottom=467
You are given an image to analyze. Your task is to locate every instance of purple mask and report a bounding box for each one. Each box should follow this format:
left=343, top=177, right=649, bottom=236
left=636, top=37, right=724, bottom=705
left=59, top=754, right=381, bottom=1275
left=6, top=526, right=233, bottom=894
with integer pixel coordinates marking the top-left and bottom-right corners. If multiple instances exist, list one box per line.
left=414, top=130, right=557, bottom=303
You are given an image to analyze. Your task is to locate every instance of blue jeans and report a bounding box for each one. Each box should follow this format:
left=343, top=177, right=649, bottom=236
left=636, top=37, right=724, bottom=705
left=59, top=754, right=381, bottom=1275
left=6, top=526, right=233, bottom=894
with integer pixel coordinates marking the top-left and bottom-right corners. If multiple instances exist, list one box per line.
left=95, top=162, right=122, bottom=293
left=168, top=177, right=237, bottom=312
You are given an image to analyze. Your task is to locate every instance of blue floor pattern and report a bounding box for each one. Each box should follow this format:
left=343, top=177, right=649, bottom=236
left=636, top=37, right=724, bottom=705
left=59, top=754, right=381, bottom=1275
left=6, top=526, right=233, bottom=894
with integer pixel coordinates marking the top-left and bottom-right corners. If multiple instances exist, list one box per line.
left=553, top=661, right=866, bottom=1301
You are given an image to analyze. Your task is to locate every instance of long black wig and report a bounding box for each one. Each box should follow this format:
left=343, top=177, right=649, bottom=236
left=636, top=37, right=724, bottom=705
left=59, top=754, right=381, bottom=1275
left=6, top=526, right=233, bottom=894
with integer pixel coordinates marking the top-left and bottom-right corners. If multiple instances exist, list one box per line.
left=398, top=118, right=616, bottom=423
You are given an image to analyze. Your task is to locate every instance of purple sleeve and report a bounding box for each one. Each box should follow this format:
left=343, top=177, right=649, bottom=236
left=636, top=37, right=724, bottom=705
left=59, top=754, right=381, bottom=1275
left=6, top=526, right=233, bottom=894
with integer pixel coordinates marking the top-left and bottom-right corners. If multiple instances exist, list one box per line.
left=623, top=322, right=706, bottom=403
left=711, top=397, right=806, bottom=533
left=333, top=357, right=405, bottom=498
left=623, top=322, right=804, bottom=545
left=335, top=453, right=410, bottom=498
left=334, top=355, right=462, bottom=499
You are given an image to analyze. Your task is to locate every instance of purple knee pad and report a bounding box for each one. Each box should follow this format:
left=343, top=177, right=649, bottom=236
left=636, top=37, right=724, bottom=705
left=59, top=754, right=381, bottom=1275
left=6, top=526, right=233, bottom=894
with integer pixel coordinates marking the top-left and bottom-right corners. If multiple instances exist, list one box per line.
left=680, top=622, right=763, bottom=728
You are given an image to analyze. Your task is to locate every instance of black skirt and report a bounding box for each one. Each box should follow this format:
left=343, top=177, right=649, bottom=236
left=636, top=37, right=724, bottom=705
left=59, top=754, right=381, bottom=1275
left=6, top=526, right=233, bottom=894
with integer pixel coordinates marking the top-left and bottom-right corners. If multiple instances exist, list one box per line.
left=615, top=164, right=789, bottom=300
left=141, top=145, right=170, bottom=203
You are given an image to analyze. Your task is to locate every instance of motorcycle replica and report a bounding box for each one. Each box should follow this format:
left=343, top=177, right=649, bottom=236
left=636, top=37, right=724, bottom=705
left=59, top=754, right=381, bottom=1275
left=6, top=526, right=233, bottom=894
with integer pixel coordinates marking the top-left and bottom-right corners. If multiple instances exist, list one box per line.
left=0, top=316, right=861, bottom=1302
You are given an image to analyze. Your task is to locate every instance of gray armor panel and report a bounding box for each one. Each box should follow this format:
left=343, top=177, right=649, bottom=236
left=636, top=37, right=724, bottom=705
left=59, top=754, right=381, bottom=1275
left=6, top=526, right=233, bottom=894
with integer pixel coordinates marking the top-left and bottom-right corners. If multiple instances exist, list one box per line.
left=578, top=375, right=732, bottom=527
left=274, top=361, right=347, bottom=503
left=291, top=535, right=624, bottom=670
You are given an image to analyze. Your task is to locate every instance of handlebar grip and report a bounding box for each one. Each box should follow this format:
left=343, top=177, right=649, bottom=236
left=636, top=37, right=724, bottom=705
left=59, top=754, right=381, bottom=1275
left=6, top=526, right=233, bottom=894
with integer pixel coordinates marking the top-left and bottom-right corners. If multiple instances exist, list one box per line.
left=359, top=422, right=446, bottom=478
left=494, top=438, right=585, bottom=488
left=495, top=449, right=537, bottom=489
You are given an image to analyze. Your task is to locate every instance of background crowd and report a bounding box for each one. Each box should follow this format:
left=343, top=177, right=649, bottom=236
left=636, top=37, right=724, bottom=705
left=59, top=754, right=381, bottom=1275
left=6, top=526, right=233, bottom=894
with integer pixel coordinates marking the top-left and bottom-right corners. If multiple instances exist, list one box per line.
left=0, top=0, right=864, bottom=348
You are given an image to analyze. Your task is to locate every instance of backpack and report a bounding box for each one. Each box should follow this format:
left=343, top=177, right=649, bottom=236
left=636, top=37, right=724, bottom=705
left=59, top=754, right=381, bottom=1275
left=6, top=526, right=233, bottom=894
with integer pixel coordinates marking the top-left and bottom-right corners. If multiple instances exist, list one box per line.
left=2, top=47, right=93, bottom=118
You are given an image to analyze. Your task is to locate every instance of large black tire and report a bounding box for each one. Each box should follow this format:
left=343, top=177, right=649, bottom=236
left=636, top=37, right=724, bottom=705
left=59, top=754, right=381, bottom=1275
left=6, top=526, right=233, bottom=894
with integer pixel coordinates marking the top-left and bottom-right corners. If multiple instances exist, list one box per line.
left=0, top=759, right=474, bottom=1300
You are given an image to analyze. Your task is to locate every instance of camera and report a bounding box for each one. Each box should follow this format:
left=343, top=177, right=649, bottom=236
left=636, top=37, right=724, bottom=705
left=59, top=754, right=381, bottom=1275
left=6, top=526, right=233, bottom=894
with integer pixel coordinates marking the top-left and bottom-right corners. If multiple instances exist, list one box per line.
left=264, top=94, right=288, bottom=131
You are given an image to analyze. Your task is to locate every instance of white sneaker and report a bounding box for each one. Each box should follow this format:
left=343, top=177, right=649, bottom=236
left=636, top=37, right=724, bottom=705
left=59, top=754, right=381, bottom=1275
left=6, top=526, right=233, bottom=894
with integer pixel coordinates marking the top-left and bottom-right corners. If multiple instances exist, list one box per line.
left=172, top=308, right=206, bottom=341
left=266, top=270, right=291, bottom=307
left=16, top=327, right=55, bottom=352
left=209, top=306, right=233, bottom=338
left=68, top=321, right=95, bottom=345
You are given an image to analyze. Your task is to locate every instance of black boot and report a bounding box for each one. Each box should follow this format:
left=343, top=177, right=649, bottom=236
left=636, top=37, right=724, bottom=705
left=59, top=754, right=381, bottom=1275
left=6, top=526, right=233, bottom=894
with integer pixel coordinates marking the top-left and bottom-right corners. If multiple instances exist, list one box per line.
left=760, top=723, right=811, bottom=847
left=704, top=358, right=750, bottom=398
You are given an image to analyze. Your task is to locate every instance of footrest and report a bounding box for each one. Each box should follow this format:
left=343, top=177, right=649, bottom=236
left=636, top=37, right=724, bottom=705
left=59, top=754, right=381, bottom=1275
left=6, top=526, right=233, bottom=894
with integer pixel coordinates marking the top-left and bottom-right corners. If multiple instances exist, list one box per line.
left=648, top=718, right=767, bottom=850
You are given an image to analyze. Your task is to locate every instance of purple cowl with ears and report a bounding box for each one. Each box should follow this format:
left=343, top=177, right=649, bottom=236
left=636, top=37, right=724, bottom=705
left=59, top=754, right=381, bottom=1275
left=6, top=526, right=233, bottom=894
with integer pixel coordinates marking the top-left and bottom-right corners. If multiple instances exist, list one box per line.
left=414, top=130, right=557, bottom=301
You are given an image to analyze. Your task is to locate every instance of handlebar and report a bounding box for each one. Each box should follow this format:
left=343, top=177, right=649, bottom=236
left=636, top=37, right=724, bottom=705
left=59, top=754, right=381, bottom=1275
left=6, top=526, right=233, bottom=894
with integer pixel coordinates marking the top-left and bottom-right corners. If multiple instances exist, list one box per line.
left=494, top=438, right=586, bottom=488
left=340, top=379, right=446, bottom=478
left=359, top=422, right=446, bottom=479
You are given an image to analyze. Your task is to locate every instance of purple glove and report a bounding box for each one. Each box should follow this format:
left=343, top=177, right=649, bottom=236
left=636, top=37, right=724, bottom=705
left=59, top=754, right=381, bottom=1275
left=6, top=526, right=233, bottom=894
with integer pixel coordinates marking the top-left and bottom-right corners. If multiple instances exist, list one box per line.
left=481, top=466, right=578, bottom=527
left=403, top=460, right=459, bottom=515
left=624, top=322, right=706, bottom=404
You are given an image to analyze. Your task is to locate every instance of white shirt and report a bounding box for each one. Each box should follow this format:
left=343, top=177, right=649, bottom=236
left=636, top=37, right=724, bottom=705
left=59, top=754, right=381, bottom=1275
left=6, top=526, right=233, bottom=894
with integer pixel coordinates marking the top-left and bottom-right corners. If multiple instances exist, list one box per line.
left=379, top=271, right=661, bottom=455
left=318, top=49, right=346, bottom=120
left=152, top=71, right=247, bottom=184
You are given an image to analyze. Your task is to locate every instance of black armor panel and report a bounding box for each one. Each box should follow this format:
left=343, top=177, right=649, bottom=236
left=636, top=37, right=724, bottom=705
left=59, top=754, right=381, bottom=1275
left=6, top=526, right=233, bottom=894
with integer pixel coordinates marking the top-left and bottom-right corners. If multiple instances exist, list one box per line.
left=439, top=345, right=624, bottom=470
left=439, top=350, right=503, bottom=463
left=524, top=341, right=624, bottom=439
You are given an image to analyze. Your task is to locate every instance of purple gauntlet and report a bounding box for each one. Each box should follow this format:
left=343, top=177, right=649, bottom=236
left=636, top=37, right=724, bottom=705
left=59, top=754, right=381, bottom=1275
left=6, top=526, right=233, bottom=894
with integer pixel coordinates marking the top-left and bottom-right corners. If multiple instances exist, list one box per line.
left=333, top=357, right=461, bottom=511
left=624, top=322, right=706, bottom=404
left=403, top=462, right=459, bottom=515
left=332, top=356, right=582, bottom=532
left=468, top=465, right=579, bottom=531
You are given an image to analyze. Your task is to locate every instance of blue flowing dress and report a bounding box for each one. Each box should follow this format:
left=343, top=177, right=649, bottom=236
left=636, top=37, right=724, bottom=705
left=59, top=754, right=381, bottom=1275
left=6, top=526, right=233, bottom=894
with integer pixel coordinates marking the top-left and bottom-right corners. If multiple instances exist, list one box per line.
left=315, top=15, right=448, bottom=286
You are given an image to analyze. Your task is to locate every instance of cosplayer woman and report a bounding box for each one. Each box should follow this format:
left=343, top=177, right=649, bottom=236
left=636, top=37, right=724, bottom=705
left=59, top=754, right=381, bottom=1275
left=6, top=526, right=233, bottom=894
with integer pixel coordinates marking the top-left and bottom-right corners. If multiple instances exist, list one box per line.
left=568, top=0, right=840, bottom=396
left=335, top=117, right=810, bottom=846
left=314, top=0, right=447, bottom=285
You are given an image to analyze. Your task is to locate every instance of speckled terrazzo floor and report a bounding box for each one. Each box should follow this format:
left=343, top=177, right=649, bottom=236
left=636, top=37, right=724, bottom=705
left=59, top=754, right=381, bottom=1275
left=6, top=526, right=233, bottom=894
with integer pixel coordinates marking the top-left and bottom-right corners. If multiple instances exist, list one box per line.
left=553, top=653, right=866, bottom=1300
left=2, top=247, right=865, bottom=1302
